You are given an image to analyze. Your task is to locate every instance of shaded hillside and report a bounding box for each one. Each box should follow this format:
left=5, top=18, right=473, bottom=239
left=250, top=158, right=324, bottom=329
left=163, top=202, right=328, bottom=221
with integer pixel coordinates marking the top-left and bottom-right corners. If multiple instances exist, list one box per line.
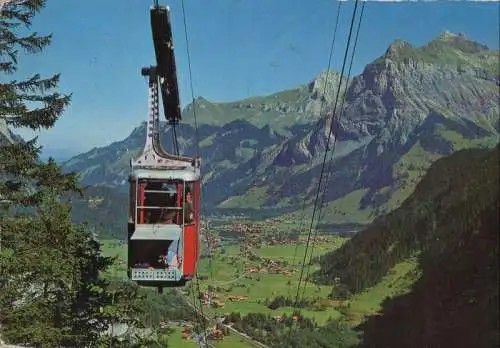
left=63, top=32, right=499, bottom=224
left=313, top=145, right=499, bottom=346
left=69, top=186, right=128, bottom=239
left=315, top=145, right=499, bottom=291
left=357, top=147, right=500, bottom=348
left=359, top=196, right=498, bottom=347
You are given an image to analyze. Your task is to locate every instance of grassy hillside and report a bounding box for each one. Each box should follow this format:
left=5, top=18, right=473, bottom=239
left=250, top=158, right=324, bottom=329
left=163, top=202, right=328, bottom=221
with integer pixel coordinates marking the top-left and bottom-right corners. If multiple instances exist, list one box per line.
left=312, top=145, right=499, bottom=347
left=315, top=145, right=498, bottom=290
left=359, top=195, right=498, bottom=347
left=281, top=122, right=498, bottom=226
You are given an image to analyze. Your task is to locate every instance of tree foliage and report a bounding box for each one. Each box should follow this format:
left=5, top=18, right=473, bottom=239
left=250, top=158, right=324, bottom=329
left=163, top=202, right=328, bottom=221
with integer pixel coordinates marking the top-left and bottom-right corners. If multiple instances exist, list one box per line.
left=315, top=146, right=499, bottom=294
left=224, top=312, right=359, bottom=348
left=356, top=146, right=499, bottom=347
left=0, top=2, right=158, bottom=346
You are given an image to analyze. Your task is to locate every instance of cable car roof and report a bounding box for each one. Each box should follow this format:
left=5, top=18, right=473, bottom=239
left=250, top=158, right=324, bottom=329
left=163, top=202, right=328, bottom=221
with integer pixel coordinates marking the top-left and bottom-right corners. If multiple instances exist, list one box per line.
left=131, top=168, right=200, bottom=181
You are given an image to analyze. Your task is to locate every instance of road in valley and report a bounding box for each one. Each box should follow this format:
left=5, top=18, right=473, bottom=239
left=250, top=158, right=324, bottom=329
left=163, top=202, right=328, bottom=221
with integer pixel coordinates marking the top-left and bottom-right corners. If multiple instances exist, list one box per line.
left=180, top=293, right=269, bottom=348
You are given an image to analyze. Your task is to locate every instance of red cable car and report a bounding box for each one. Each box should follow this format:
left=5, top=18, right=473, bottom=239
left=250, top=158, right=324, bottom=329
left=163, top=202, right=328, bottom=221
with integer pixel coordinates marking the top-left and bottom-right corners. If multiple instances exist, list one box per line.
left=128, top=158, right=201, bottom=290
left=127, top=3, right=201, bottom=292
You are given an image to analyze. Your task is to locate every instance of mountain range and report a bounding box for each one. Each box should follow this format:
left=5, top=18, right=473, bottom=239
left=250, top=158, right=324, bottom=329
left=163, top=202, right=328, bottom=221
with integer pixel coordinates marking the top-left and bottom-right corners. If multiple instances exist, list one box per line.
left=60, top=31, right=499, bottom=225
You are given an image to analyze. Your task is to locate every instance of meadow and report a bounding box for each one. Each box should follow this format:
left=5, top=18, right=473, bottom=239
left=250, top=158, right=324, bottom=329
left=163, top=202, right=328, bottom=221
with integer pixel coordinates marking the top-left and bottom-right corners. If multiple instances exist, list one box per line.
left=166, top=327, right=254, bottom=348
left=101, top=236, right=346, bottom=324
left=193, top=240, right=346, bottom=325
left=100, top=230, right=420, bottom=342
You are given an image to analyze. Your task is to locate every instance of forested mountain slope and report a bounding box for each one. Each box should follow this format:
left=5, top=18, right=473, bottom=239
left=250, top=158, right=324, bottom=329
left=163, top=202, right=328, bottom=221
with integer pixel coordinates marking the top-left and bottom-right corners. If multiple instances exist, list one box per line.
left=314, top=145, right=499, bottom=347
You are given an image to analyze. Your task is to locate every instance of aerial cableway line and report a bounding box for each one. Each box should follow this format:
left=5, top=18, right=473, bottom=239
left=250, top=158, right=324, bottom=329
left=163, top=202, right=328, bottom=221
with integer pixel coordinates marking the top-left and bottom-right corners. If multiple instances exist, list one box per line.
left=299, top=0, right=366, bottom=306
left=127, top=1, right=202, bottom=294
left=286, top=0, right=366, bottom=344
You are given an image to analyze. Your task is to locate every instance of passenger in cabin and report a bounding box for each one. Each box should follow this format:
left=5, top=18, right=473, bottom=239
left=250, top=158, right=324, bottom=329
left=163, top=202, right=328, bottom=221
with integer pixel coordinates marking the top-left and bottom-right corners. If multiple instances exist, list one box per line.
left=184, top=191, right=194, bottom=224
left=164, top=192, right=177, bottom=219
left=156, top=241, right=179, bottom=269
left=167, top=240, right=179, bottom=269
left=160, top=209, right=176, bottom=224
left=144, top=181, right=167, bottom=223
left=162, top=183, right=179, bottom=224
left=134, top=261, right=151, bottom=268
left=160, top=182, right=174, bottom=191
left=147, top=181, right=162, bottom=190
left=158, top=252, right=168, bottom=267
left=167, top=191, right=176, bottom=205
left=142, top=185, right=158, bottom=223
left=144, top=211, right=152, bottom=223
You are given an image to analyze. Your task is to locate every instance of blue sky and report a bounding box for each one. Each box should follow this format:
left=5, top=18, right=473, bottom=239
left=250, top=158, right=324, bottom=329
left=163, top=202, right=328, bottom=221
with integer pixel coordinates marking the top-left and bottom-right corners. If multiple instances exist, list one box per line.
left=11, top=0, right=499, bottom=159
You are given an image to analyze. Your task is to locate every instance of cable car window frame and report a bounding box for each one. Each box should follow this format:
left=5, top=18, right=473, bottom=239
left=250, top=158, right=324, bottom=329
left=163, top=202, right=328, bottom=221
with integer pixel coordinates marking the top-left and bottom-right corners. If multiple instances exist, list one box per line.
left=136, top=178, right=184, bottom=225
left=129, top=177, right=136, bottom=223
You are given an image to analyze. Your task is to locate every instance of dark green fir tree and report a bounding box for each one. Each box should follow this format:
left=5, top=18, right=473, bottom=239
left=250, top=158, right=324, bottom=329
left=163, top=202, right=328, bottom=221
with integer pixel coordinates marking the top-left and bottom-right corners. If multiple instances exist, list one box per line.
left=0, top=1, right=158, bottom=347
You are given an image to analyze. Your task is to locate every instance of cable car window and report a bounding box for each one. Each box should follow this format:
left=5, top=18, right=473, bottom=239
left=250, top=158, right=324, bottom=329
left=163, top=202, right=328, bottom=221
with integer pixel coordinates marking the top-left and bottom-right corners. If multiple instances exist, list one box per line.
left=132, top=240, right=172, bottom=269
left=184, top=182, right=195, bottom=225
left=136, top=179, right=183, bottom=224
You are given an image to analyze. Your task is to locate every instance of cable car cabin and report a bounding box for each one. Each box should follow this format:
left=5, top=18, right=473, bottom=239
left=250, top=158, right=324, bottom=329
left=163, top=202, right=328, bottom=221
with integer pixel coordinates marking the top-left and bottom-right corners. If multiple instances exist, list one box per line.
left=129, top=1, right=201, bottom=291
left=127, top=169, right=201, bottom=288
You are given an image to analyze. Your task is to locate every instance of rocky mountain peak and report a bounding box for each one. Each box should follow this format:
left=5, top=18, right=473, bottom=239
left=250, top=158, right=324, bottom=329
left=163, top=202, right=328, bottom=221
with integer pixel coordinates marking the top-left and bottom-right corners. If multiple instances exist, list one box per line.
left=308, top=69, right=348, bottom=104
left=374, top=31, right=494, bottom=69
left=384, top=39, right=413, bottom=58
left=430, top=30, right=490, bottom=53
left=183, top=96, right=209, bottom=113
left=440, top=30, right=466, bottom=41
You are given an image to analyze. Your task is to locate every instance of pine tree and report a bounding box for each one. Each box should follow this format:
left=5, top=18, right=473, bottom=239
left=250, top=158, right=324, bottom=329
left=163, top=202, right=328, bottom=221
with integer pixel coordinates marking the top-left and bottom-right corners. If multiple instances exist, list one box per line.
left=0, top=2, right=150, bottom=347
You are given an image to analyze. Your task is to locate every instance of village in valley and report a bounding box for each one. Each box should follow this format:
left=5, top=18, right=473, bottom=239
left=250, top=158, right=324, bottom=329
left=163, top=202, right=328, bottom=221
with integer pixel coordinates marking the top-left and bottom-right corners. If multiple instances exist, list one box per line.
left=170, top=217, right=346, bottom=343
left=97, top=215, right=350, bottom=345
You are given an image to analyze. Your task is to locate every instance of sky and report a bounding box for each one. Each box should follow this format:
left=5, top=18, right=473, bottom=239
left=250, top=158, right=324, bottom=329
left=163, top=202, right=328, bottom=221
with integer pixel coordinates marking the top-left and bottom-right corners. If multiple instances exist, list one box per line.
left=9, top=0, right=500, bottom=159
